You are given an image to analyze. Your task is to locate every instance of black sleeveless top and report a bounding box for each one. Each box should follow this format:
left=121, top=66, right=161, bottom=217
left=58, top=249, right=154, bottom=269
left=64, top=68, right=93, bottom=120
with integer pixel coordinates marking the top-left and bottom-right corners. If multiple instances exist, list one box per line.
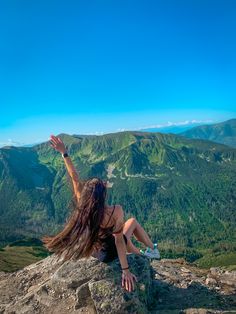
left=99, top=204, right=116, bottom=238
left=92, top=204, right=127, bottom=261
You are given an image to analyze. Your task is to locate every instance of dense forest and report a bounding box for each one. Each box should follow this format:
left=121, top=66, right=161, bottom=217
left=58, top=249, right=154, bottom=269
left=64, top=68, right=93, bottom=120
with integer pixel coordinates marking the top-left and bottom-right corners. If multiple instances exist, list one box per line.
left=0, top=129, right=236, bottom=268
left=181, top=118, right=236, bottom=148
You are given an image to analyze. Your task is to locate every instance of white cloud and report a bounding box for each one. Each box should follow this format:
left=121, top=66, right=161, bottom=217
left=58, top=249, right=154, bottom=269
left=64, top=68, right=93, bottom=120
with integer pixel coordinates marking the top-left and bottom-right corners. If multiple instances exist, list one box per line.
left=82, top=119, right=216, bottom=135
left=136, top=119, right=214, bottom=130
left=84, top=131, right=105, bottom=135
left=116, top=128, right=128, bottom=132
left=0, top=139, right=25, bottom=148
left=0, top=119, right=216, bottom=147
left=0, top=139, right=44, bottom=148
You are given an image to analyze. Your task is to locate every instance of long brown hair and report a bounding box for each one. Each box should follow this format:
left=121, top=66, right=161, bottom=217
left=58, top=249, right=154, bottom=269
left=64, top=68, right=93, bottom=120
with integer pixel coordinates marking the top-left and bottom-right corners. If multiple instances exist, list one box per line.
left=41, top=177, right=112, bottom=262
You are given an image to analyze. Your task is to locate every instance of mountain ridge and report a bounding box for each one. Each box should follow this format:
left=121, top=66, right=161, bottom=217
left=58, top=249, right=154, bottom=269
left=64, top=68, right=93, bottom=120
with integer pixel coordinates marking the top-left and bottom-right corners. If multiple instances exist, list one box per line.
left=180, top=118, right=236, bottom=148
left=0, top=130, right=236, bottom=267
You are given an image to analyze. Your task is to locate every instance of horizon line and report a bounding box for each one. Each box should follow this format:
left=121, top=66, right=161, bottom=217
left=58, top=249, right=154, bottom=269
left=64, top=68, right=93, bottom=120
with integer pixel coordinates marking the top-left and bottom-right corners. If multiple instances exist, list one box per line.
left=0, top=117, right=234, bottom=148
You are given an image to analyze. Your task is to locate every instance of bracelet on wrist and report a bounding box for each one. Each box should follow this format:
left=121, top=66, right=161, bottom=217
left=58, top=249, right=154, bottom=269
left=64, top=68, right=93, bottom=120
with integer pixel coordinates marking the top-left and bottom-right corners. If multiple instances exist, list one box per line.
left=62, top=152, right=69, bottom=158
left=121, top=266, right=129, bottom=270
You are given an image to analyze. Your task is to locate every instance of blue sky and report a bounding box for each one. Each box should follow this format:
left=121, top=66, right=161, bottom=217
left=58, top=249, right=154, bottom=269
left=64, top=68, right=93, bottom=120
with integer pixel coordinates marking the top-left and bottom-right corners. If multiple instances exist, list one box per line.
left=0, top=0, right=235, bottom=145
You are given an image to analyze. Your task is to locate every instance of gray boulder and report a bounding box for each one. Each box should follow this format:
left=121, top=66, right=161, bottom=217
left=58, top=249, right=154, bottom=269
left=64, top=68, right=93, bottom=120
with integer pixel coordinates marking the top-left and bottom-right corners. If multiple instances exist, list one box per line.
left=1, top=255, right=236, bottom=314
left=0, top=253, right=156, bottom=314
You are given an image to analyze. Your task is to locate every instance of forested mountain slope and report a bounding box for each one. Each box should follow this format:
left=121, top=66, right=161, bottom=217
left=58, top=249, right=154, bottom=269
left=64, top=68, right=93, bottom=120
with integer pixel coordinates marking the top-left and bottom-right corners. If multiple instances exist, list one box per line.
left=180, top=118, right=236, bottom=148
left=0, top=131, right=235, bottom=255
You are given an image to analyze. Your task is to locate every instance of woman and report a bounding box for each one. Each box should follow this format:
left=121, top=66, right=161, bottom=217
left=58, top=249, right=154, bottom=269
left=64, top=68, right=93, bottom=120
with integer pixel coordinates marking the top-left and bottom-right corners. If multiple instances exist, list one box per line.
left=42, top=135, right=160, bottom=293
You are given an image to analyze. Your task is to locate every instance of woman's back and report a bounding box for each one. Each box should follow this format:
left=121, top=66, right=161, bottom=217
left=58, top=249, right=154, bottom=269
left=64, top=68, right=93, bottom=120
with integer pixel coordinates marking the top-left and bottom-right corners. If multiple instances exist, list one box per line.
left=91, top=204, right=127, bottom=262
left=99, top=204, right=116, bottom=232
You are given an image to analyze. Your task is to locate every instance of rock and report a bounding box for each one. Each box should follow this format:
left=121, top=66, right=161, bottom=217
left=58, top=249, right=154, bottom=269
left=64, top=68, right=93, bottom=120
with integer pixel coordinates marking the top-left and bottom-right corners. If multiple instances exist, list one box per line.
left=1, top=256, right=236, bottom=313
left=208, top=267, right=236, bottom=294
left=181, top=267, right=192, bottom=273
left=150, top=259, right=236, bottom=313
left=182, top=309, right=225, bottom=314
left=0, top=253, right=156, bottom=314
left=205, top=278, right=217, bottom=286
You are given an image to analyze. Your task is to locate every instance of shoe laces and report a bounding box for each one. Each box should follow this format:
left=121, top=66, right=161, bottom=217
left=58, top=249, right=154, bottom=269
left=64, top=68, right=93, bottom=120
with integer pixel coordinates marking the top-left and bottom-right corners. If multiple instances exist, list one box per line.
left=140, top=243, right=158, bottom=254
left=146, top=243, right=158, bottom=253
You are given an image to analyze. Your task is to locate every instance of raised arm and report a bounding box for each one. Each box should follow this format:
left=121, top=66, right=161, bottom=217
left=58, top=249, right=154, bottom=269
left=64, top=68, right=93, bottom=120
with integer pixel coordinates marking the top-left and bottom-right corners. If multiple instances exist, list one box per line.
left=50, top=135, right=83, bottom=202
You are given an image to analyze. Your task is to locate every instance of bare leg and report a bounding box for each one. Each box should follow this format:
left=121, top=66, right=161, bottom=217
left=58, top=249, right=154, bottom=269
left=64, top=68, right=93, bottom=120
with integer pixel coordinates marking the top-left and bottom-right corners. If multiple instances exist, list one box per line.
left=123, top=218, right=154, bottom=254
left=126, top=239, right=141, bottom=255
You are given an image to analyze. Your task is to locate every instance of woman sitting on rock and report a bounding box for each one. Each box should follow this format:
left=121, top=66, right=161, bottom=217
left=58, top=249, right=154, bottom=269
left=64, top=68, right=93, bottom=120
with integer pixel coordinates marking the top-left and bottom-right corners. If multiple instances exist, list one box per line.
left=42, top=135, right=160, bottom=292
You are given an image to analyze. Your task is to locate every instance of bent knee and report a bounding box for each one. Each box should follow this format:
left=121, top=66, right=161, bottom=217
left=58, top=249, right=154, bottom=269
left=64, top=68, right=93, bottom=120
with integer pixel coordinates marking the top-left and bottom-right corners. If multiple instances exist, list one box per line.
left=127, top=217, right=137, bottom=225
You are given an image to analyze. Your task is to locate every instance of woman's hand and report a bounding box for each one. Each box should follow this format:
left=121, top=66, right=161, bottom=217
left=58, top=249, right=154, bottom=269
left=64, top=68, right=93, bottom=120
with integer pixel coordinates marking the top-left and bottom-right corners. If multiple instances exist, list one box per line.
left=50, top=135, right=67, bottom=154
left=122, top=269, right=138, bottom=292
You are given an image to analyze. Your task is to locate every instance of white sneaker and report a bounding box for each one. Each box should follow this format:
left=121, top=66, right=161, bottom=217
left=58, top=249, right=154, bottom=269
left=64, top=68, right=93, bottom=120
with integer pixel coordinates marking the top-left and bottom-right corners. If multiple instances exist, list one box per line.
left=140, top=243, right=161, bottom=259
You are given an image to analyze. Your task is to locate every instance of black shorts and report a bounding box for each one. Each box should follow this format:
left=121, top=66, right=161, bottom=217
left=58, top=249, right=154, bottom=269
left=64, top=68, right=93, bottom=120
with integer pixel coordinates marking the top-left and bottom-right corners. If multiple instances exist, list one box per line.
left=92, top=234, right=128, bottom=263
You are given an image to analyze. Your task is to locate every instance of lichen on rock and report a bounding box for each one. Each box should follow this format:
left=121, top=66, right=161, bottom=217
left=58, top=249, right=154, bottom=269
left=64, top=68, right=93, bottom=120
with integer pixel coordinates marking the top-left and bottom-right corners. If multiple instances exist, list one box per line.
left=0, top=253, right=156, bottom=314
left=0, top=255, right=236, bottom=313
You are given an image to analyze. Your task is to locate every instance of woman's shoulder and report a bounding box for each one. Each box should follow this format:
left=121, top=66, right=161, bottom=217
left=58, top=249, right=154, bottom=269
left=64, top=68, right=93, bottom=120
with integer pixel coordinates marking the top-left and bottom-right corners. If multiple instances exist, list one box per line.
left=106, top=204, right=123, bottom=218
left=105, top=204, right=122, bottom=213
left=100, top=205, right=122, bottom=228
left=100, top=204, right=116, bottom=228
left=113, top=204, right=123, bottom=217
left=111, top=205, right=125, bottom=234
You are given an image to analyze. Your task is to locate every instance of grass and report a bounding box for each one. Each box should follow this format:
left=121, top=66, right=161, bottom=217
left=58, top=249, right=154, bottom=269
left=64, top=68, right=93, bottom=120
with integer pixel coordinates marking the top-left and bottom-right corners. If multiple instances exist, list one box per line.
left=0, top=243, right=51, bottom=272
left=1, top=237, right=236, bottom=273
left=193, top=251, right=236, bottom=270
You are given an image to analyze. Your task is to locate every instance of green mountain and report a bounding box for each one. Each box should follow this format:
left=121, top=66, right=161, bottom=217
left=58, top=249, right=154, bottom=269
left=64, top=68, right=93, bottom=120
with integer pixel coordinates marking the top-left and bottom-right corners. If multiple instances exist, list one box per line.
left=180, top=118, right=236, bottom=148
left=0, top=131, right=236, bottom=264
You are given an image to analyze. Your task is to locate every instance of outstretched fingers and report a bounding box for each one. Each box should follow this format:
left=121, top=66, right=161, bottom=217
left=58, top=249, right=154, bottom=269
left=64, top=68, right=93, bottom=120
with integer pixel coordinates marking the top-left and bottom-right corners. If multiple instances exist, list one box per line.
left=49, top=134, right=66, bottom=154
left=50, top=135, right=59, bottom=144
left=122, top=275, right=125, bottom=288
left=122, top=273, right=138, bottom=292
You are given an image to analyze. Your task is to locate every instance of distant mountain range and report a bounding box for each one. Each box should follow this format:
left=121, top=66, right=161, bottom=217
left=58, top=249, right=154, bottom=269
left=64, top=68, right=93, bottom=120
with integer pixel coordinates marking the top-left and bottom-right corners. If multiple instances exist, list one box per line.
left=139, top=118, right=236, bottom=148
left=1, top=118, right=235, bottom=149
left=0, top=127, right=236, bottom=259
left=139, top=120, right=215, bottom=134
left=0, top=140, right=43, bottom=148
left=180, top=119, right=236, bottom=148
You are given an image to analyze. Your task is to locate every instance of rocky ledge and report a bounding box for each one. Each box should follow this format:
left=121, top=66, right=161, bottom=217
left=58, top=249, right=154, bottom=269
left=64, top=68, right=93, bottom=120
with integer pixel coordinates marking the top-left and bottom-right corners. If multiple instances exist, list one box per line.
left=151, top=258, right=236, bottom=314
left=0, top=254, right=235, bottom=314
